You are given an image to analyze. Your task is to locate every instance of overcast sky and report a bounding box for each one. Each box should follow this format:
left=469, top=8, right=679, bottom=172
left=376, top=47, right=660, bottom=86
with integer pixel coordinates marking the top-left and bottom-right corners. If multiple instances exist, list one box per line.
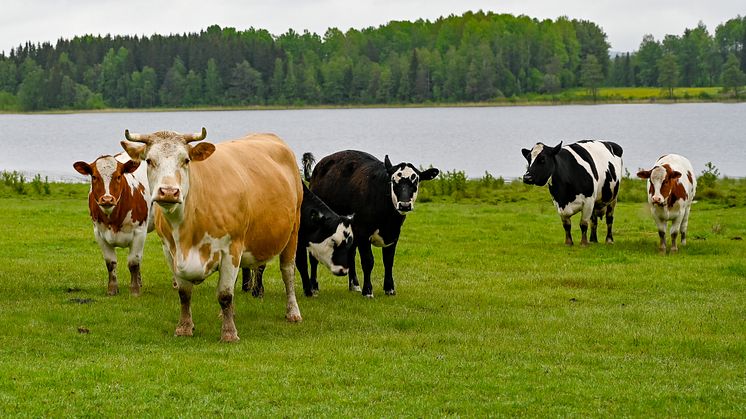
left=1, top=0, right=743, bottom=55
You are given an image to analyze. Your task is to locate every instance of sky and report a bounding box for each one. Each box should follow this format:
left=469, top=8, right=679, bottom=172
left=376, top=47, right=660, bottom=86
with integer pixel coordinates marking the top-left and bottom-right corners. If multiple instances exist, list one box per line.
left=1, top=0, right=743, bottom=55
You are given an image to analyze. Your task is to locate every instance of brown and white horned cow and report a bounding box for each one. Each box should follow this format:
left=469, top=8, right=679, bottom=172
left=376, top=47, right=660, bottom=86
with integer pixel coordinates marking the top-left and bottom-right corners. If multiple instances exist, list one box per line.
left=120, top=128, right=303, bottom=342
left=73, top=153, right=151, bottom=296
left=636, top=154, right=697, bottom=253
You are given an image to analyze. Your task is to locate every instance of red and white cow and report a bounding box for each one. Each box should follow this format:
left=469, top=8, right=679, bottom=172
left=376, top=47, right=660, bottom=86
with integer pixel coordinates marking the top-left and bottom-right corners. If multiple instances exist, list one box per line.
left=637, top=154, right=697, bottom=253
left=73, top=153, right=152, bottom=295
left=120, top=128, right=303, bottom=342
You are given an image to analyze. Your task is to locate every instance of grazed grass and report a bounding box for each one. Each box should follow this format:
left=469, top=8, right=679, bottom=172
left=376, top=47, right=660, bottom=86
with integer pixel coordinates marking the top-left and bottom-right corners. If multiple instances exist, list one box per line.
left=0, top=184, right=744, bottom=416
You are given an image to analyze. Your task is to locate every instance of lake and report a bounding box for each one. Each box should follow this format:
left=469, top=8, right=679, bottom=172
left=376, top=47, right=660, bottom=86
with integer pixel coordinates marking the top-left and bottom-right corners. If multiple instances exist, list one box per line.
left=0, top=103, right=744, bottom=181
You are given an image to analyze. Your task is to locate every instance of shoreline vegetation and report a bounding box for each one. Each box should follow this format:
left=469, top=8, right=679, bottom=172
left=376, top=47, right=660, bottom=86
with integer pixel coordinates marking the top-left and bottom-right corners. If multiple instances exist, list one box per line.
left=0, top=86, right=742, bottom=115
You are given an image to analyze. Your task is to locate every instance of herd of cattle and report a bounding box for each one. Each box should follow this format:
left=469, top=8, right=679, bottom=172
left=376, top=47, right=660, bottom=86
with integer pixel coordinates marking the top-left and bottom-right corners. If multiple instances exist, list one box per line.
left=73, top=128, right=696, bottom=341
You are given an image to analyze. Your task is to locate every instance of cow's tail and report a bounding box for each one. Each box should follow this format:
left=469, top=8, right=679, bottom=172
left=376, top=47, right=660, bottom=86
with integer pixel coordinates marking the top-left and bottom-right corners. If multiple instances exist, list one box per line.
left=302, top=152, right=315, bottom=182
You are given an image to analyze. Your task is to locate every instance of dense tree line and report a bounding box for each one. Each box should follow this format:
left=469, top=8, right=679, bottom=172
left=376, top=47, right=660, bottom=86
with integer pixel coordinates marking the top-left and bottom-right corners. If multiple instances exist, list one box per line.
left=607, top=17, right=746, bottom=93
left=0, top=11, right=744, bottom=111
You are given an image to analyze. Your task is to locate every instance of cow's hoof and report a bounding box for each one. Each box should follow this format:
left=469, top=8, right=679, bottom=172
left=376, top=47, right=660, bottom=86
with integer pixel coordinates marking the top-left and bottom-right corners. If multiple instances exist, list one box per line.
left=175, top=323, right=194, bottom=337
left=220, top=332, right=240, bottom=343
left=349, top=284, right=362, bottom=292
left=311, top=289, right=319, bottom=297
left=286, top=311, right=303, bottom=323
left=670, top=247, right=679, bottom=253
left=107, top=286, right=118, bottom=296
left=130, top=288, right=141, bottom=297
left=606, top=238, right=614, bottom=244
left=385, top=289, right=396, bottom=296
left=363, top=293, right=374, bottom=299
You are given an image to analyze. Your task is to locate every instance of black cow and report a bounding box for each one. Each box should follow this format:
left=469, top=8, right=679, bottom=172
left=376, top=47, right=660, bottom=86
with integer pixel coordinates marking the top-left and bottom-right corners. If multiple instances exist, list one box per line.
left=521, top=140, right=623, bottom=245
left=306, top=150, right=439, bottom=297
left=243, top=182, right=354, bottom=297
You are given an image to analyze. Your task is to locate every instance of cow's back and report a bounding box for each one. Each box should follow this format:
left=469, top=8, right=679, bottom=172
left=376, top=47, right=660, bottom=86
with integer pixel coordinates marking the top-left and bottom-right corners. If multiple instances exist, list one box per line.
left=161, top=133, right=302, bottom=262
left=566, top=140, right=623, bottom=205
left=310, top=150, right=391, bottom=222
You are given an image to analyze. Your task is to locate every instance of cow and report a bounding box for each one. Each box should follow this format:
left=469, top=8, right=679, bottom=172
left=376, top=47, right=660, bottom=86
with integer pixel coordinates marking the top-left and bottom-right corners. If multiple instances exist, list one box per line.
left=521, top=140, right=623, bottom=246
left=242, top=154, right=355, bottom=298
left=120, top=128, right=303, bottom=342
left=306, top=150, right=439, bottom=298
left=636, top=154, right=696, bottom=253
left=73, top=153, right=151, bottom=296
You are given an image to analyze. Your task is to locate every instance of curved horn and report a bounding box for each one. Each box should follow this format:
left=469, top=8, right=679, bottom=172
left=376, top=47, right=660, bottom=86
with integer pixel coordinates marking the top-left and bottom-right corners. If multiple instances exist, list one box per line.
left=183, top=127, right=207, bottom=143
left=124, top=129, right=151, bottom=144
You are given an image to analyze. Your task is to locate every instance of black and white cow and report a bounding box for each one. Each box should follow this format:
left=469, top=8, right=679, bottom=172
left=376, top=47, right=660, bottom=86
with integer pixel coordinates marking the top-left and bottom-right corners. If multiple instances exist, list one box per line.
left=521, top=140, right=623, bottom=245
left=243, top=182, right=354, bottom=297
left=306, top=150, right=439, bottom=297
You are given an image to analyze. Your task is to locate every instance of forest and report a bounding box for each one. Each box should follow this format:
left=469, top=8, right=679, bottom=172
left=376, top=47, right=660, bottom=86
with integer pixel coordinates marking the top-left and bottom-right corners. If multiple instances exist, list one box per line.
left=0, top=11, right=744, bottom=111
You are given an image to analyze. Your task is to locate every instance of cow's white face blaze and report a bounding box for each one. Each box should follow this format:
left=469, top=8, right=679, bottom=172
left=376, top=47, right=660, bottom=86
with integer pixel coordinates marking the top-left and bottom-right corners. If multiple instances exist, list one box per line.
left=74, top=155, right=140, bottom=216
left=120, top=129, right=214, bottom=216
left=637, top=165, right=682, bottom=207
left=307, top=222, right=353, bottom=276
left=383, top=155, right=439, bottom=215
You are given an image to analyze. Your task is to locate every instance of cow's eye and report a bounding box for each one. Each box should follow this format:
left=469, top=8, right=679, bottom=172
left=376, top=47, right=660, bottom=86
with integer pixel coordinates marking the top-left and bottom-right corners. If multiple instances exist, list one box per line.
left=91, top=175, right=97, bottom=181
left=410, top=174, right=417, bottom=181
left=145, top=159, right=152, bottom=165
left=184, top=158, right=190, bottom=166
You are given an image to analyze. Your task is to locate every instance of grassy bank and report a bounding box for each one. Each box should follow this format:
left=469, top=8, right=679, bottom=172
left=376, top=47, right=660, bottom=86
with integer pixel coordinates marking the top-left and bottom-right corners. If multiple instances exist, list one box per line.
left=0, top=180, right=745, bottom=416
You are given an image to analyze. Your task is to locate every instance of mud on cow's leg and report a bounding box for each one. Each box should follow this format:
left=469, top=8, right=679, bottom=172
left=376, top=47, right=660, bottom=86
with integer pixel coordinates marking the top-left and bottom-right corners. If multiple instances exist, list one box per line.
left=280, top=262, right=302, bottom=322
left=217, top=261, right=240, bottom=342
left=175, top=280, right=194, bottom=337
left=658, top=230, right=667, bottom=254
left=105, top=260, right=118, bottom=295
left=128, top=262, right=142, bottom=296
left=579, top=220, right=589, bottom=246
left=589, top=212, right=599, bottom=243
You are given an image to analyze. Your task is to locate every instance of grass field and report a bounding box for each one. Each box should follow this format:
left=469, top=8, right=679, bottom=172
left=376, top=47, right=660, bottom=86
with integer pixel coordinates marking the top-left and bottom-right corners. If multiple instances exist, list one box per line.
left=1, top=180, right=745, bottom=416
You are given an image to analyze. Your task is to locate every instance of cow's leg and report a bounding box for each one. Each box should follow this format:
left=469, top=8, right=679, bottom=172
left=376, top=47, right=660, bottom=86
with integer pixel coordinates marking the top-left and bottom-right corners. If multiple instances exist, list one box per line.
left=308, top=254, right=320, bottom=296
left=382, top=242, right=398, bottom=296
left=347, top=242, right=361, bottom=292
left=680, top=205, right=692, bottom=246
left=296, top=246, right=314, bottom=297
left=126, top=230, right=147, bottom=296
left=95, top=235, right=118, bottom=295
left=279, top=231, right=302, bottom=323
left=241, top=268, right=252, bottom=292
left=579, top=201, right=594, bottom=246
left=656, top=218, right=668, bottom=254
left=669, top=215, right=685, bottom=253
left=605, top=200, right=617, bottom=244
left=252, top=265, right=265, bottom=298
left=174, top=279, right=194, bottom=337
left=358, top=241, right=375, bottom=298
left=216, top=261, right=240, bottom=342
left=561, top=216, right=573, bottom=246
left=589, top=213, right=599, bottom=243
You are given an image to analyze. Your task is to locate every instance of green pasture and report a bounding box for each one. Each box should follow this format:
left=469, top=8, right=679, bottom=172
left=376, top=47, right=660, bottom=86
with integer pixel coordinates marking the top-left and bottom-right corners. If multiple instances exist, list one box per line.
left=1, top=179, right=745, bottom=416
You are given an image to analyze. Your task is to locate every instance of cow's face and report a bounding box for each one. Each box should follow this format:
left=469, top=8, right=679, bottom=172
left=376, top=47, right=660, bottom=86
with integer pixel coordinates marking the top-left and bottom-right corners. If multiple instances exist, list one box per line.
left=637, top=165, right=682, bottom=207
left=384, top=155, right=439, bottom=214
left=307, top=214, right=354, bottom=276
left=120, top=128, right=214, bottom=213
left=74, top=156, right=140, bottom=215
left=522, top=142, right=562, bottom=186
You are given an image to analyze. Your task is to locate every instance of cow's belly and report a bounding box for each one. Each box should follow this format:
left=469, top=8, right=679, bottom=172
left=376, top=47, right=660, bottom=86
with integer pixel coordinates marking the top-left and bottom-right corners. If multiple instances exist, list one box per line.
left=95, top=224, right=137, bottom=248
left=169, top=234, right=230, bottom=282
left=554, top=194, right=588, bottom=217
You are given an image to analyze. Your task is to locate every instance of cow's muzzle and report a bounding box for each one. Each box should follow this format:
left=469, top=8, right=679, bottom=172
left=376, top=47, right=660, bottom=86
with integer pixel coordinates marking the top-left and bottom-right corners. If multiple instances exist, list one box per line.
left=97, top=195, right=117, bottom=211
left=332, top=267, right=349, bottom=276
left=522, top=173, right=534, bottom=184
left=155, top=186, right=181, bottom=204
left=397, top=201, right=413, bottom=213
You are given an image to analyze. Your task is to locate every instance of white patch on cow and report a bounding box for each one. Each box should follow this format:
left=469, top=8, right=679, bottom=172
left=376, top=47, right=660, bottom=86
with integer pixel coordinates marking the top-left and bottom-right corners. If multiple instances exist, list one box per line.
left=529, top=143, right=544, bottom=165
left=94, top=156, right=119, bottom=213
left=168, top=231, right=231, bottom=282
left=307, top=222, right=352, bottom=272
left=370, top=229, right=394, bottom=247
left=554, top=194, right=588, bottom=217
left=647, top=166, right=667, bottom=204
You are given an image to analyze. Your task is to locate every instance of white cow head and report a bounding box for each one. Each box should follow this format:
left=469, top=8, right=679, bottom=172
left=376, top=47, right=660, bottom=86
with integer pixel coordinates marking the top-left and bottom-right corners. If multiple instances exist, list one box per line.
left=637, top=164, right=683, bottom=207
left=120, top=128, right=215, bottom=214
left=384, top=155, right=439, bottom=214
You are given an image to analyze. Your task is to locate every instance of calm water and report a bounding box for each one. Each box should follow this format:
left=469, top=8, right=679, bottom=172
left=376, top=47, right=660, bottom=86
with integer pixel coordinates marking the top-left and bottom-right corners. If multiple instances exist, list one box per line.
left=0, top=103, right=744, bottom=181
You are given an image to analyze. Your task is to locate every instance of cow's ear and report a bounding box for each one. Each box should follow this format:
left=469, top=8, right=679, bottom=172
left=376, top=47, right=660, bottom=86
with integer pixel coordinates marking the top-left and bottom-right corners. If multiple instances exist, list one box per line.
left=120, top=140, right=146, bottom=161
left=636, top=170, right=651, bottom=179
left=549, top=142, right=563, bottom=155
left=420, top=167, right=439, bottom=181
left=122, top=160, right=140, bottom=174
left=384, top=155, right=396, bottom=174
left=670, top=171, right=682, bottom=180
left=73, top=161, right=92, bottom=175
left=521, top=148, right=531, bottom=162
left=189, top=142, right=216, bottom=162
